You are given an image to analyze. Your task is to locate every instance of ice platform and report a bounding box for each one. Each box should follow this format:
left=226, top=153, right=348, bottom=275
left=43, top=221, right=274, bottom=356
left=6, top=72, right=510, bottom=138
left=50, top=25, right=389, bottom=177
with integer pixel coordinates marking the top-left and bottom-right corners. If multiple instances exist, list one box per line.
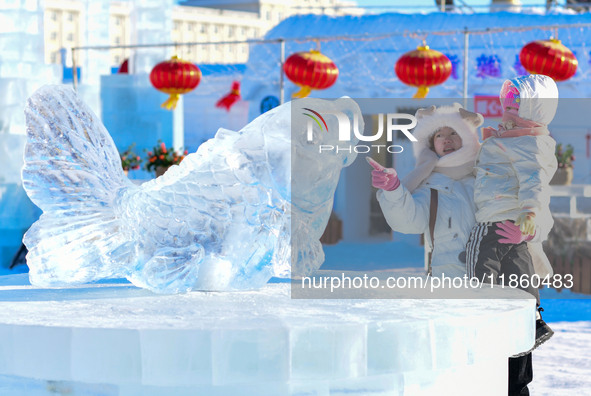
left=0, top=274, right=535, bottom=395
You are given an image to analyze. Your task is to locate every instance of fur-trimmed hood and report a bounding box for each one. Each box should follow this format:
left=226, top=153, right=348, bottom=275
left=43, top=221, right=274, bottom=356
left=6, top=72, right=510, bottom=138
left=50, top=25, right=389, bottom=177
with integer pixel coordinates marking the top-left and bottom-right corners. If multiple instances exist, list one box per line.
left=412, top=103, right=482, bottom=168
left=402, top=103, right=483, bottom=193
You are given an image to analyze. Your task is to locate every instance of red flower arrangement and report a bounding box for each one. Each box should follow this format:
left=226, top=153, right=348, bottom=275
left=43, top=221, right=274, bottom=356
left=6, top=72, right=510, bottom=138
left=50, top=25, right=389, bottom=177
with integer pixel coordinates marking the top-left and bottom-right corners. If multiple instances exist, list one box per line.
left=120, top=144, right=142, bottom=171
left=145, top=140, right=188, bottom=172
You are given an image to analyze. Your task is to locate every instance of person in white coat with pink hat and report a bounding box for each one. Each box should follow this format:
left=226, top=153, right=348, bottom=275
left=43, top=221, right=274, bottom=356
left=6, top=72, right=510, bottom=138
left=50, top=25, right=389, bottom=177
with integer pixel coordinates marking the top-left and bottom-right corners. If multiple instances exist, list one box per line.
left=466, top=73, right=559, bottom=396
left=370, top=101, right=544, bottom=395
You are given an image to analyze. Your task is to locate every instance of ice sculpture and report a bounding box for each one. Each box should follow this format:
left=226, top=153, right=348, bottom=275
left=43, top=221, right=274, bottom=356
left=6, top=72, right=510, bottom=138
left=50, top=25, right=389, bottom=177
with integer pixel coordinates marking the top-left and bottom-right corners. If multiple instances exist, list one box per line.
left=22, top=85, right=360, bottom=293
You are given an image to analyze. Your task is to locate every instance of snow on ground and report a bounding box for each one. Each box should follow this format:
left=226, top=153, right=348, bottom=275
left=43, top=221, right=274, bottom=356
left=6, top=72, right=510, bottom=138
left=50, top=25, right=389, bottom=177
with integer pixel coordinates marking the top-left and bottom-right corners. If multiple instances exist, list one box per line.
left=530, top=321, right=591, bottom=395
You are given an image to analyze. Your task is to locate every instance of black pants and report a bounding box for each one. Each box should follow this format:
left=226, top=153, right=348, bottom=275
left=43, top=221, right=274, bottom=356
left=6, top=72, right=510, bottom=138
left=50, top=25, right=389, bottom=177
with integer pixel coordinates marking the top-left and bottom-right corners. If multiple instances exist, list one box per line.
left=466, top=222, right=539, bottom=303
left=509, top=353, right=533, bottom=396
left=467, top=222, right=536, bottom=395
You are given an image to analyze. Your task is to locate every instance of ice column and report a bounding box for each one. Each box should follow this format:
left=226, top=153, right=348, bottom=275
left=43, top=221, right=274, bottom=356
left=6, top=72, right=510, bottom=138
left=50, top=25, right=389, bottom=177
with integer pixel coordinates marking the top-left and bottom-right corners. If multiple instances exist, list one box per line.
left=0, top=0, right=59, bottom=137
left=130, top=0, right=173, bottom=74
left=100, top=1, right=177, bottom=174
left=0, top=0, right=58, bottom=267
left=81, top=0, right=111, bottom=86
left=76, top=0, right=112, bottom=115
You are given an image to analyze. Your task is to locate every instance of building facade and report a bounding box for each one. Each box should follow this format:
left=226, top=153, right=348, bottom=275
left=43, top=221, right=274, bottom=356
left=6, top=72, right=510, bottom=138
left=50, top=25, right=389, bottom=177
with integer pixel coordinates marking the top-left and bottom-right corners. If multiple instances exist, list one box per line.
left=43, top=0, right=362, bottom=67
left=44, top=0, right=83, bottom=65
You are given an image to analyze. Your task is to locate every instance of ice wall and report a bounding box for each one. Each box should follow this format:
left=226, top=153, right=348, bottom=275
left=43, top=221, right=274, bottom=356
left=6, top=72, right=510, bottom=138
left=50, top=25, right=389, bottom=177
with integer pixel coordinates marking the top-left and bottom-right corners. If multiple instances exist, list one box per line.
left=130, top=0, right=173, bottom=74
left=95, top=0, right=176, bottom=178
left=183, top=66, right=249, bottom=153
left=100, top=73, right=175, bottom=179
left=0, top=0, right=58, bottom=268
left=81, top=0, right=111, bottom=86
left=100, top=64, right=249, bottom=179
left=0, top=0, right=60, bottom=136
left=75, top=0, right=112, bottom=117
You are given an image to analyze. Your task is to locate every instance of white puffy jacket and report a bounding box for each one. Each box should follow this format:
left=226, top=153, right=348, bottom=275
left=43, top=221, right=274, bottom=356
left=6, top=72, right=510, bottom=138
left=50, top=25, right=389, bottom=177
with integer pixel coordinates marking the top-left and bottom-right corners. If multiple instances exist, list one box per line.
left=474, top=135, right=556, bottom=232
left=376, top=104, right=483, bottom=278
left=474, top=74, right=558, bottom=277
left=378, top=172, right=475, bottom=277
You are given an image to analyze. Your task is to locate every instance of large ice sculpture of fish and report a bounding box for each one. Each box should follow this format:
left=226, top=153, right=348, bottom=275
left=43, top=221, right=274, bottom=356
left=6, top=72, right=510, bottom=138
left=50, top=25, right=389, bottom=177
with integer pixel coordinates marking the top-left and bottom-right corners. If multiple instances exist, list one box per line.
left=21, top=85, right=361, bottom=293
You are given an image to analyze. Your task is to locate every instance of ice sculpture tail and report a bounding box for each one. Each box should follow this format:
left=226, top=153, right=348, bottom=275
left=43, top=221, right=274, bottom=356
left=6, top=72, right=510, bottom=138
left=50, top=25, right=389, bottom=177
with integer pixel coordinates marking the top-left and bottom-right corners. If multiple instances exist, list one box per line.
left=22, top=85, right=134, bottom=286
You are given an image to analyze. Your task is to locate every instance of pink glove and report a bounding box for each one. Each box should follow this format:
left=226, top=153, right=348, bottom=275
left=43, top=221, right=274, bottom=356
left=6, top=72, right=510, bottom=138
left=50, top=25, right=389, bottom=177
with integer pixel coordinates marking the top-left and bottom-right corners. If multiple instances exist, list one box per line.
left=367, top=157, right=400, bottom=191
left=495, top=220, right=534, bottom=244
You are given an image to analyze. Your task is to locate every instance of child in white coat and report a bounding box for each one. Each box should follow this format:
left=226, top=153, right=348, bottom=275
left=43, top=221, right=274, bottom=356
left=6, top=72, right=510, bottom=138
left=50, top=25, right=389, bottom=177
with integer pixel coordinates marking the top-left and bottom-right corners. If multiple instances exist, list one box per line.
left=466, top=74, right=558, bottom=395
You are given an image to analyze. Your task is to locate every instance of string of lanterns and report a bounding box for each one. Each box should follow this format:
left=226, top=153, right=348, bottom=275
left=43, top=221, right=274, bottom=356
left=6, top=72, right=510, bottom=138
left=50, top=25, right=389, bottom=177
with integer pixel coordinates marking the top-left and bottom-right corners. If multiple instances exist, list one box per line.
left=148, top=36, right=578, bottom=105
left=281, top=38, right=576, bottom=99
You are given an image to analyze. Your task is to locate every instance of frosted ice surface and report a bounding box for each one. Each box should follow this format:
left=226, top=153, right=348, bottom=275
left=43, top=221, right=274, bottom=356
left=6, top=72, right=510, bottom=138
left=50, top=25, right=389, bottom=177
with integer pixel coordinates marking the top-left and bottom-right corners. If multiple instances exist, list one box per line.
left=130, top=0, right=173, bottom=73
left=81, top=1, right=111, bottom=84
left=0, top=277, right=535, bottom=394
left=21, top=85, right=360, bottom=293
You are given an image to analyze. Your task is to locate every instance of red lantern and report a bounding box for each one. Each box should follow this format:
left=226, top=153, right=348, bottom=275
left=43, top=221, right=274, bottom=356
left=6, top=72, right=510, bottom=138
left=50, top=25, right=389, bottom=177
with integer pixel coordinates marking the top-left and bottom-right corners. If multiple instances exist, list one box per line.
left=283, top=50, right=339, bottom=98
left=520, top=39, right=577, bottom=82
left=150, top=56, right=201, bottom=110
left=395, top=45, right=452, bottom=99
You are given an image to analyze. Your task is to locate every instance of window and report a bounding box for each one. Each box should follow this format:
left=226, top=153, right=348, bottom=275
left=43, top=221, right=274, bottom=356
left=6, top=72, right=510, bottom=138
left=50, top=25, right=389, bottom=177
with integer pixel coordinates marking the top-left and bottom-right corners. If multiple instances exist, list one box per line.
left=200, top=24, right=207, bottom=34
left=67, top=12, right=75, bottom=22
left=187, top=23, right=193, bottom=32
left=67, top=33, right=74, bottom=42
left=114, top=36, right=121, bottom=45
left=115, top=17, right=120, bottom=26
left=50, top=11, right=58, bottom=21
left=50, top=32, right=57, bottom=40
left=228, top=26, right=234, bottom=36
left=50, top=52, right=58, bottom=63
left=213, top=25, right=218, bottom=34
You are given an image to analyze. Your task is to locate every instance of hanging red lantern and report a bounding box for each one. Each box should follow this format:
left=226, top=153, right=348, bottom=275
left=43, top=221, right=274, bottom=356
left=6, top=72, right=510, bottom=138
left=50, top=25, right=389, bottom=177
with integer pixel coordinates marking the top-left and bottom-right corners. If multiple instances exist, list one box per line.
left=283, top=50, right=339, bottom=98
left=150, top=55, right=201, bottom=110
left=519, top=39, right=577, bottom=82
left=395, top=45, right=452, bottom=99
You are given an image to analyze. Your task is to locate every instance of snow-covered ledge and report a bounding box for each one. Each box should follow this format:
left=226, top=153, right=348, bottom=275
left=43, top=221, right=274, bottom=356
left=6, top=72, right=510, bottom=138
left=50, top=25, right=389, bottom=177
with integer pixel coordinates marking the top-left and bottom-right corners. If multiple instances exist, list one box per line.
left=0, top=274, right=535, bottom=395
